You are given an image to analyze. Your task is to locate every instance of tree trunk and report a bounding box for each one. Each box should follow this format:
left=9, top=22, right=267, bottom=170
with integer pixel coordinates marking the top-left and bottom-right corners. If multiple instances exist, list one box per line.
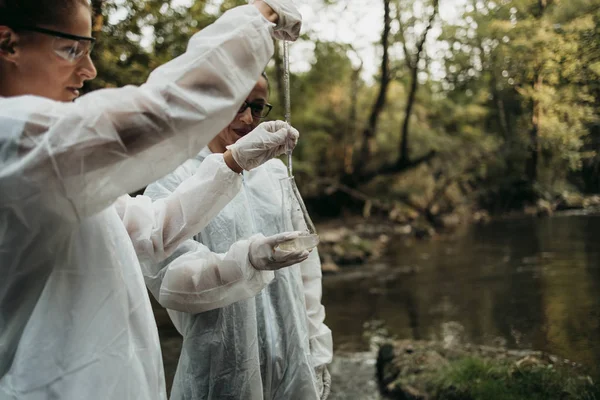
left=354, top=0, right=391, bottom=174
left=488, top=52, right=511, bottom=140
left=495, top=92, right=511, bottom=141
left=398, top=0, right=439, bottom=165
left=399, top=64, right=420, bottom=164
left=340, top=0, right=440, bottom=187
left=527, top=0, right=548, bottom=182
left=345, top=60, right=363, bottom=175
left=527, top=73, right=543, bottom=182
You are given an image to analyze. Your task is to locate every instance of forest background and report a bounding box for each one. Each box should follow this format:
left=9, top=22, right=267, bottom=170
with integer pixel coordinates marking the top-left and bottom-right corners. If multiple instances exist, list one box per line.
left=87, top=0, right=600, bottom=230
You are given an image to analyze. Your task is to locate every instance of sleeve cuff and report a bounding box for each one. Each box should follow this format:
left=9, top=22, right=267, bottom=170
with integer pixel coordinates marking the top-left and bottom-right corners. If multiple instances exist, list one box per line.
left=310, top=327, right=334, bottom=367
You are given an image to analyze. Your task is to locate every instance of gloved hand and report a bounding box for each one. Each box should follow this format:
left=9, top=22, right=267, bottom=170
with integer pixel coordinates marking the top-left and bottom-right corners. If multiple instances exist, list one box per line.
left=227, top=121, right=299, bottom=171
left=315, top=365, right=331, bottom=400
left=249, top=232, right=310, bottom=271
left=249, top=0, right=302, bottom=41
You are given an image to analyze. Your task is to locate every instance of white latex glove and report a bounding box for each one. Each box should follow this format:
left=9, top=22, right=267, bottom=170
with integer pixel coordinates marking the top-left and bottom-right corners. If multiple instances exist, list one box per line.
left=249, top=0, right=302, bottom=41
left=249, top=232, right=310, bottom=271
left=227, top=121, right=299, bottom=171
left=315, top=365, right=331, bottom=400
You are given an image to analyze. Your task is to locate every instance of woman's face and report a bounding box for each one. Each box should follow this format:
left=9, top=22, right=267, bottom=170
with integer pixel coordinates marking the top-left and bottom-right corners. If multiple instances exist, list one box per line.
left=217, top=76, right=269, bottom=148
left=0, top=3, right=97, bottom=101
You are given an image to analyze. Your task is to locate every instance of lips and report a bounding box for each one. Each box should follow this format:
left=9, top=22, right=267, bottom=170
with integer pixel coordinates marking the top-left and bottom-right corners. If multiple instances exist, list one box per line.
left=67, top=86, right=83, bottom=98
left=233, top=128, right=252, bottom=137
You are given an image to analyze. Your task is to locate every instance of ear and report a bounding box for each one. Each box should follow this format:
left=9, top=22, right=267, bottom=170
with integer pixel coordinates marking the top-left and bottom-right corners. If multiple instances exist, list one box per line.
left=0, top=27, right=19, bottom=62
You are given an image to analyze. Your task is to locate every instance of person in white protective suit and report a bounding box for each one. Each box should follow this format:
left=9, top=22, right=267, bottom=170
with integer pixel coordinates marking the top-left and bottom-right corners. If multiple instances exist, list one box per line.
left=140, top=73, right=333, bottom=400
left=0, top=0, right=305, bottom=398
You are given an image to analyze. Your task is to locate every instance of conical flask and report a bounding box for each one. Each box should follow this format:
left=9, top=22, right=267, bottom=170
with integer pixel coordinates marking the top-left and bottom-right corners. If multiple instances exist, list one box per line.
left=277, top=176, right=320, bottom=251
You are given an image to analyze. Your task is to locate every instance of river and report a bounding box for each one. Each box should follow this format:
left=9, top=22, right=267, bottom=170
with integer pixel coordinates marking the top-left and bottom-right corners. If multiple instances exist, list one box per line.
left=159, top=212, right=600, bottom=398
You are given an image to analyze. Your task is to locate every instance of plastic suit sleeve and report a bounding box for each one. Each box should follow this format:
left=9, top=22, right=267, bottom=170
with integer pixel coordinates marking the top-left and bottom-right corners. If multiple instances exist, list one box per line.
left=0, top=5, right=274, bottom=223
left=115, top=154, right=241, bottom=263
left=138, top=159, right=274, bottom=313
left=153, top=235, right=274, bottom=314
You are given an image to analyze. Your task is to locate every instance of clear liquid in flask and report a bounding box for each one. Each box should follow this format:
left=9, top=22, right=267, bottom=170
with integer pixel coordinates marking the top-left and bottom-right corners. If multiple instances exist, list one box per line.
left=278, top=176, right=319, bottom=251
left=277, top=233, right=320, bottom=252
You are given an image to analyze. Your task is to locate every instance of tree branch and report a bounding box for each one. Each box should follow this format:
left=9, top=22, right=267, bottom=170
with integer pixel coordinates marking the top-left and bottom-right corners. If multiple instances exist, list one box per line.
left=353, top=149, right=437, bottom=185
left=318, top=178, right=424, bottom=214
left=394, top=1, right=414, bottom=70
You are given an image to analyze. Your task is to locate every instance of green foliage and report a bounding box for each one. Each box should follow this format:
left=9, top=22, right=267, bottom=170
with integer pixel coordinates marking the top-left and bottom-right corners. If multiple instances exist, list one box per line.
left=89, top=0, right=218, bottom=90
left=89, top=0, right=600, bottom=217
left=432, top=357, right=600, bottom=400
left=436, top=0, right=600, bottom=206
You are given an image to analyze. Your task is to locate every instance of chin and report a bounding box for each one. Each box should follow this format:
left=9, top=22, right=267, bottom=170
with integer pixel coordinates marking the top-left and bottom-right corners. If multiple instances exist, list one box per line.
left=44, top=92, right=73, bottom=102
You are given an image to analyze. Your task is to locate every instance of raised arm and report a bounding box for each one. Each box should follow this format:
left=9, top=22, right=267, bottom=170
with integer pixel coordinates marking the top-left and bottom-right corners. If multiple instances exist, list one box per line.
left=0, top=5, right=275, bottom=221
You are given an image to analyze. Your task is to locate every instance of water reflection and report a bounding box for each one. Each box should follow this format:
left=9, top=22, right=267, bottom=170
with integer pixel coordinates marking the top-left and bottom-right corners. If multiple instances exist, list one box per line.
left=322, top=214, right=600, bottom=376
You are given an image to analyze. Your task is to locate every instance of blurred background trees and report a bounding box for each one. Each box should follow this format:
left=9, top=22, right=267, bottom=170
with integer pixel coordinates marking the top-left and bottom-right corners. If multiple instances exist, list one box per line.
left=88, top=0, right=600, bottom=223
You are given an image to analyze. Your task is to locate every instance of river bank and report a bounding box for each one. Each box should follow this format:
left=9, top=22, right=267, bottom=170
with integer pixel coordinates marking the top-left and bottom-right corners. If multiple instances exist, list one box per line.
left=315, top=193, right=600, bottom=274
left=321, top=211, right=600, bottom=396
left=376, top=339, right=598, bottom=400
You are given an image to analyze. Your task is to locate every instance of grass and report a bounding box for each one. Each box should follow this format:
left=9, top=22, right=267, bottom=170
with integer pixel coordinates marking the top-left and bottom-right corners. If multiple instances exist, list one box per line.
left=430, top=357, right=600, bottom=400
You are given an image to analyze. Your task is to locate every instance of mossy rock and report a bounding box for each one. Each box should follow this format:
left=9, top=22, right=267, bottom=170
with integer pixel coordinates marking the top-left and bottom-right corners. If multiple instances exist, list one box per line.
left=377, top=340, right=598, bottom=400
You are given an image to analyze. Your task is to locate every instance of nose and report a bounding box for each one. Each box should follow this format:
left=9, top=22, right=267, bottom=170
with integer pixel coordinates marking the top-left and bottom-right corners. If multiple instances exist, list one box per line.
left=78, top=54, right=97, bottom=81
left=239, top=107, right=254, bottom=125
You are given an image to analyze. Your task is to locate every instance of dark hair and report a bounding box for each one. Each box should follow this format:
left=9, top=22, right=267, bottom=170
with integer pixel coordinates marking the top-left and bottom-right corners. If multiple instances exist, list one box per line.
left=0, top=0, right=91, bottom=27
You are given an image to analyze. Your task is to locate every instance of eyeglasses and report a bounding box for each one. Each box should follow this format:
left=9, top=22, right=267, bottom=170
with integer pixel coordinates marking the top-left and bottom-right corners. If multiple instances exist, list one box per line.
left=238, top=100, right=273, bottom=119
left=13, top=26, right=95, bottom=63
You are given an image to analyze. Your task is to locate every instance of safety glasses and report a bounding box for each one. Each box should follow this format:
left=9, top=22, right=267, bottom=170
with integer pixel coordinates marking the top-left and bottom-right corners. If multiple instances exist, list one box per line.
left=14, top=26, right=95, bottom=63
left=238, top=100, right=273, bottom=119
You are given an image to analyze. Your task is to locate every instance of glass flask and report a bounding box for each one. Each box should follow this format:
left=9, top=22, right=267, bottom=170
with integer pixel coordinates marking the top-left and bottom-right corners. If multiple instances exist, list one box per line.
left=277, top=176, right=320, bottom=251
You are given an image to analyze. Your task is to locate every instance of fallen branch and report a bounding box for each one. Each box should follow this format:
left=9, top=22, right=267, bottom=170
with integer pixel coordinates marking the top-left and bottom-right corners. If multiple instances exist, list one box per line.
left=317, top=177, right=424, bottom=214
left=344, top=150, right=437, bottom=187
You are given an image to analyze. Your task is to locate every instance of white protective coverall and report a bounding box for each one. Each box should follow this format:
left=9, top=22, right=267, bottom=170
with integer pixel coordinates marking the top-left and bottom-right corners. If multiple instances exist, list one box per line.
left=0, top=6, right=276, bottom=399
left=141, top=147, right=333, bottom=400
